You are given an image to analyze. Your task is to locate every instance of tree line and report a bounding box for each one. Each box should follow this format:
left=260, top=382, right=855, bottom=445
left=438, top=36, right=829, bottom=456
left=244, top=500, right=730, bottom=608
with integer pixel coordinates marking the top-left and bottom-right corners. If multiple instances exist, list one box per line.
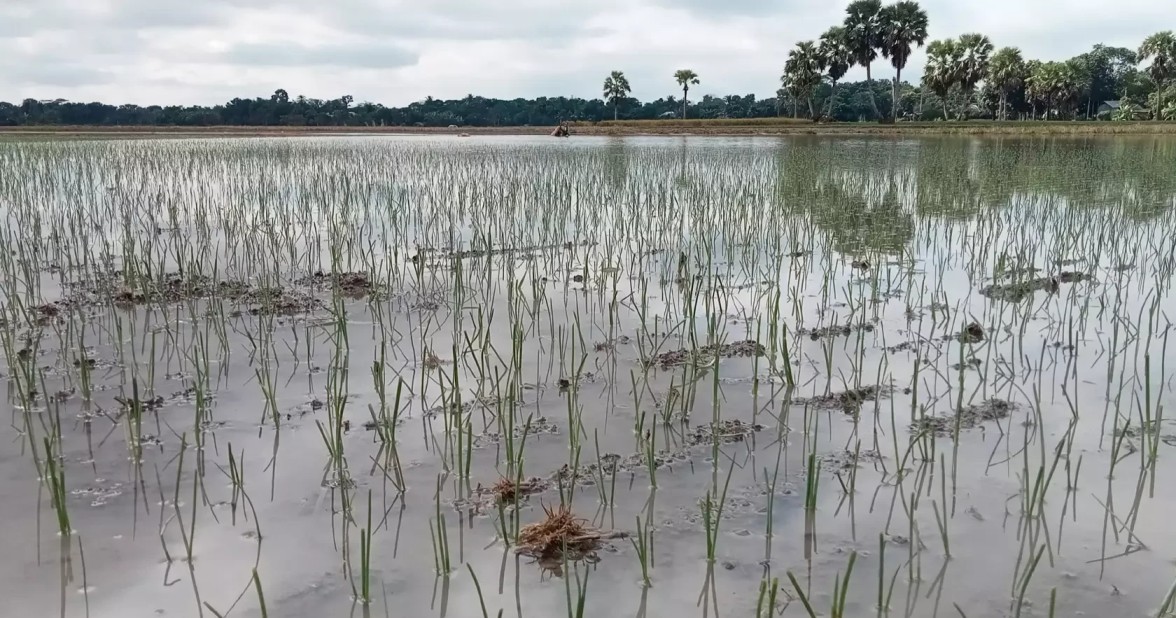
left=777, top=1, right=1174, bottom=121
left=2, top=6, right=1172, bottom=128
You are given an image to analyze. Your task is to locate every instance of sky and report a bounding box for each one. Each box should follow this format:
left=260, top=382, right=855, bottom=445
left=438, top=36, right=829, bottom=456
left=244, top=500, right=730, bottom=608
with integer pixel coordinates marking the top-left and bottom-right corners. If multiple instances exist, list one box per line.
left=0, top=0, right=1168, bottom=107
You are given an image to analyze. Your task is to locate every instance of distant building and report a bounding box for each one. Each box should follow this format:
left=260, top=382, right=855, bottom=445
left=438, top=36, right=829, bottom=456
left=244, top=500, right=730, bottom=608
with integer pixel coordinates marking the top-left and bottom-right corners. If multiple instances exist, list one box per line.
left=1097, top=100, right=1150, bottom=120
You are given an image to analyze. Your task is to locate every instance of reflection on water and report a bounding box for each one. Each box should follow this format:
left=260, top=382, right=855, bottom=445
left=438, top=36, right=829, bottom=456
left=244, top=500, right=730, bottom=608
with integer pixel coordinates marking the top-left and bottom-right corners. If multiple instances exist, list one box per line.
left=1, top=135, right=1175, bottom=618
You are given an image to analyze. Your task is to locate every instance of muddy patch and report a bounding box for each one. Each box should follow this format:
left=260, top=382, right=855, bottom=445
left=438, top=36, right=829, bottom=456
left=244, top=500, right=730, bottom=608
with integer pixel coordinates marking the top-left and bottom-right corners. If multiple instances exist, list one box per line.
left=819, top=448, right=884, bottom=473
left=910, top=399, right=1017, bottom=435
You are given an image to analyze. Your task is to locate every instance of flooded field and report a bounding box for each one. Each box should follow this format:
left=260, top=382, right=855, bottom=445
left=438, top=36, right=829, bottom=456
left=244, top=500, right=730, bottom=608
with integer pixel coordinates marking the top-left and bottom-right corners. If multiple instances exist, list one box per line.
left=3, top=135, right=1176, bottom=618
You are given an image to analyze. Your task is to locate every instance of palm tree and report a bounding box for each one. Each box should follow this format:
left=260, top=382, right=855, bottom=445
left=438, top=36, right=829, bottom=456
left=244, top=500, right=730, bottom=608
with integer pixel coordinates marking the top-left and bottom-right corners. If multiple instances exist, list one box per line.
left=957, top=33, right=994, bottom=119
left=1138, top=31, right=1176, bottom=119
left=602, top=71, right=632, bottom=121
left=783, top=41, right=824, bottom=119
left=674, top=70, right=700, bottom=119
left=923, top=38, right=962, bottom=119
left=987, top=47, right=1027, bottom=120
left=1027, top=61, right=1079, bottom=118
left=843, top=0, right=884, bottom=120
left=818, top=26, right=854, bottom=119
left=879, top=1, right=929, bottom=121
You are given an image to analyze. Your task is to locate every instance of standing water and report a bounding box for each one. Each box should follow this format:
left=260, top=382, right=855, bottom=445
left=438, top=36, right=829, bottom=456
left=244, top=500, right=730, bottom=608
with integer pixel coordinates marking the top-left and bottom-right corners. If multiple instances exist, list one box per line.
left=2, top=135, right=1175, bottom=617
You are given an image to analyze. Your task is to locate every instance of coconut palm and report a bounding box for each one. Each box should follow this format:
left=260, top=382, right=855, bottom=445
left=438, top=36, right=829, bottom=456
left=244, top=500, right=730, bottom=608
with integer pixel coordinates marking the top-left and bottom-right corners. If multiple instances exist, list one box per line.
left=843, top=0, right=884, bottom=120
left=923, top=38, right=962, bottom=119
left=1138, top=31, right=1176, bottom=118
left=783, top=41, right=824, bottom=119
left=674, top=69, right=700, bottom=119
left=602, top=71, right=632, bottom=121
left=988, top=47, right=1027, bottom=120
left=956, top=33, right=994, bottom=118
left=879, top=1, right=929, bottom=121
left=818, top=26, right=855, bottom=119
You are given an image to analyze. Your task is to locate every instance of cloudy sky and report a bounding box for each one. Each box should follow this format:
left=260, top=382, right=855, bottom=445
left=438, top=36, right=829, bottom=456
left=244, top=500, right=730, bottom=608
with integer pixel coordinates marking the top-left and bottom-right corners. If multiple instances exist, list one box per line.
left=1, top=0, right=1167, bottom=106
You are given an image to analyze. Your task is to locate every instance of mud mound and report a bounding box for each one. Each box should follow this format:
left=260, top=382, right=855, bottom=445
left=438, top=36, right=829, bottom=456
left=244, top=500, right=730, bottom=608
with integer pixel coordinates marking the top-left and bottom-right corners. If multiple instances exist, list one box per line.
left=796, top=385, right=892, bottom=413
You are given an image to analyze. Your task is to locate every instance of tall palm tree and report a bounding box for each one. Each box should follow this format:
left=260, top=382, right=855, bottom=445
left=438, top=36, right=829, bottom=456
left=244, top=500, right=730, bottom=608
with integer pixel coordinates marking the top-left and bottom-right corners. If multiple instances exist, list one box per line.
left=818, top=26, right=855, bottom=119
left=674, top=70, right=700, bottom=119
left=923, top=38, right=962, bottom=119
left=956, top=33, right=994, bottom=119
left=843, top=0, right=884, bottom=120
left=987, top=47, right=1027, bottom=120
left=879, top=1, right=929, bottom=121
left=783, top=41, right=824, bottom=119
left=1138, top=31, right=1176, bottom=119
left=602, top=71, right=632, bottom=121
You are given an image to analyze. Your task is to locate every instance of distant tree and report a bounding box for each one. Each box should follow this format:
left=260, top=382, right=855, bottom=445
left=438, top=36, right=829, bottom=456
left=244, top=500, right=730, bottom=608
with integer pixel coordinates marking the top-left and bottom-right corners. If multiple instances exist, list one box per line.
left=988, top=47, right=1027, bottom=120
left=271, top=89, right=289, bottom=104
left=674, top=69, right=700, bottom=118
left=1027, top=61, right=1079, bottom=118
left=923, top=39, right=962, bottom=119
left=1138, top=31, right=1175, bottom=118
left=783, top=41, right=824, bottom=118
left=602, top=71, right=632, bottom=120
left=818, top=26, right=855, bottom=118
left=879, top=1, right=929, bottom=121
left=843, top=0, right=885, bottom=120
left=957, top=33, right=994, bottom=118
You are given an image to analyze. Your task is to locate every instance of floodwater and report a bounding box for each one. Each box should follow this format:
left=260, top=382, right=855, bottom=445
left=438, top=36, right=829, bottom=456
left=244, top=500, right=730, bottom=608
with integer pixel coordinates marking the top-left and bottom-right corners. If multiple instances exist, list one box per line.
left=2, top=135, right=1176, bottom=618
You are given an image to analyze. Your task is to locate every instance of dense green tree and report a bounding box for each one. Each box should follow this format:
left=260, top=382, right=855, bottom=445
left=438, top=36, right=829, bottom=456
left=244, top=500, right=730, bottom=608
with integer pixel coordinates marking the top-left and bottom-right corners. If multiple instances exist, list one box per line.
left=878, top=1, right=928, bottom=121
left=1138, top=31, right=1176, bottom=118
left=987, top=47, right=1027, bottom=120
left=602, top=71, right=632, bottom=120
left=674, top=69, right=700, bottom=118
left=843, top=0, right=885, bottom=120
left=817, top=26, right=855, bottom=118
left=1027, top=61, right=1079, bottom=118
left=783, top=41, right=824, bottom=118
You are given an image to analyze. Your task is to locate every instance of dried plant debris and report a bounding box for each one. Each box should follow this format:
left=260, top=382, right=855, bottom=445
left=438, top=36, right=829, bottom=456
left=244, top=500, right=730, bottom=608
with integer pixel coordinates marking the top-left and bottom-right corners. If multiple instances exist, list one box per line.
left=796, top=385, right=892, bottom=413
left=801, top=322, right=876, bottom=341
left=980, top=271, right=1089, bottom=302
left=648, top=340, right=765, bottom=368
left=910, top=399, right=1016, bottom=435
left=515, top=504, right=626, bottom=571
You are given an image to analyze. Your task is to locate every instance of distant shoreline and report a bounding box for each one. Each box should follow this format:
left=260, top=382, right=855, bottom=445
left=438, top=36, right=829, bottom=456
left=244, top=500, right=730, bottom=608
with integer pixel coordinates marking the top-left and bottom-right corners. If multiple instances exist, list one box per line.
left=3, top=120, right=1176, bottom=139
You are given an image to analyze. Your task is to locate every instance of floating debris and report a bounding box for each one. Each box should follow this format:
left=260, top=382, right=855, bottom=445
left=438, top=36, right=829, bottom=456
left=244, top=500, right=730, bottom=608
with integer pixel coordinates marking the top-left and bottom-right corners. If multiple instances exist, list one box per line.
left=980, top=272, right=1088, bottom=302
left=797, top=385, right=892, bottom=413
left=960, top=322, right=985, bottom=343
left=685, top=419, right=763, bottom=446
left=819, top=448, right=884, bottom=472
left=649, top=340, right=765, bottom=369
left=801, top=322, right=875, bottom=341
left=910, top=399, right=1016, bottom=435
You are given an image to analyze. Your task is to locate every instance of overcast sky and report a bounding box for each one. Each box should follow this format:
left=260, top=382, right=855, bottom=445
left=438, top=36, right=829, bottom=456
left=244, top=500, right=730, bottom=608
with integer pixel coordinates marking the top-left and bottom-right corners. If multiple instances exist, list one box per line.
left=1, top=0, right=1168, bottom=106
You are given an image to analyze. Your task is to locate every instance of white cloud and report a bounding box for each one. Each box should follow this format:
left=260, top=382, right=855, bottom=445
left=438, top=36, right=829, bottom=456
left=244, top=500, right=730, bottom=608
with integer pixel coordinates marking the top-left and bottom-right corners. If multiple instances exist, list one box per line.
left=0, top=0, right=1168, bottom=106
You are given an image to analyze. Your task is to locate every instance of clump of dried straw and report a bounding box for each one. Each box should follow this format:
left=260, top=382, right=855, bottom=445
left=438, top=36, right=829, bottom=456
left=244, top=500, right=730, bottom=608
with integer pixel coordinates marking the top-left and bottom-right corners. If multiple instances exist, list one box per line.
left=515, top=503, right=626, bottom=564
